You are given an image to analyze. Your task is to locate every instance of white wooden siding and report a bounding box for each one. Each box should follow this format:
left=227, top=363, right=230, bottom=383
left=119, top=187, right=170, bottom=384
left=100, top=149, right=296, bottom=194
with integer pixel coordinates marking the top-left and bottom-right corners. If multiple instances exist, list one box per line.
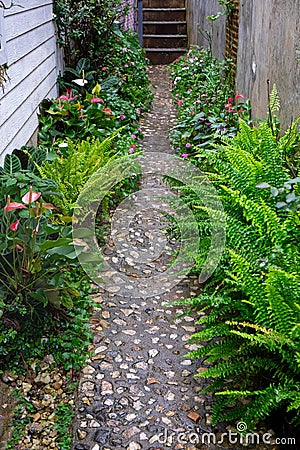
left=0, top=0, right=63, bottom=163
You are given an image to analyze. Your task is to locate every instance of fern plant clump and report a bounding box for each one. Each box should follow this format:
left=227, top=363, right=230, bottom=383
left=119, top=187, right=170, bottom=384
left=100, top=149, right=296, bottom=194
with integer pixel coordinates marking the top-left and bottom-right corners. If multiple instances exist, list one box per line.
left=177, top=116, right=300, bottom=431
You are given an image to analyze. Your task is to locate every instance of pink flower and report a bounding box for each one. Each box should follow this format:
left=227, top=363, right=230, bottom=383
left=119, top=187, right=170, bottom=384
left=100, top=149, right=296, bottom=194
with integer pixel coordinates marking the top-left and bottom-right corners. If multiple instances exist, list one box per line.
left=177, top=99, right=183, bottom=106
left=120, top=114, right=125, bottom=120
left=102, top=67, right=107, bottom=71
left=225, top=103, right=233, bottom=110
left=122, top=48, right=127, bottom=52
left=129, top=148, right=135, bottom=154
left=9, top=220, right=20, bottom=231
left=131, top=134, right=137, bottom=139
left=103, top=107, right=112, bottom=115
left=136, top=109, right=141, bottom=115
left=124, top=64, right=129, bottom=68
left=131, top=62, right=135, bottom=66
left=180, top=153, right=189, bottom=158
left=4, top=195, right=27, bottom=212
left=186, top=143, right=191, bottom=148
left=59, top=88, right=77, bottom=102
left=91, top=97, right=104, bottom=103
left=22, top=187, right=41, bottom=204
left=227, top=97, right=234, bottom=103
left=32, top=223, right=40, bottom=235
left=235, top=92, right=245, bottom=99
left=16, top=244, right=23, bottom=250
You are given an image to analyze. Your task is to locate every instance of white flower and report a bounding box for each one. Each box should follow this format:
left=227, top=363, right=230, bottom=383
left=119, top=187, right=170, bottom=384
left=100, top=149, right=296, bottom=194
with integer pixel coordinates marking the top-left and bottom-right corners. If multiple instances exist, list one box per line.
left=72, top=78, right=88, bottom=86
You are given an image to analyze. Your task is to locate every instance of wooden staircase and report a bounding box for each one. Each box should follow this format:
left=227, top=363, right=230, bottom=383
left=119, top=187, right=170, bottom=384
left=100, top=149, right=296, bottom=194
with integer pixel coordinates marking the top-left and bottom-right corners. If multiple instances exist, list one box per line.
left=143, top=0, right=187, bottom=65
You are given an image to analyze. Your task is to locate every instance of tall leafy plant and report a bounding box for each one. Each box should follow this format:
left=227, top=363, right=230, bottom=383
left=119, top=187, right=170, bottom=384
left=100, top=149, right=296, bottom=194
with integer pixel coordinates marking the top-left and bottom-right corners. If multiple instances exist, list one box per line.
left=53, top=0, right=129, bottom=70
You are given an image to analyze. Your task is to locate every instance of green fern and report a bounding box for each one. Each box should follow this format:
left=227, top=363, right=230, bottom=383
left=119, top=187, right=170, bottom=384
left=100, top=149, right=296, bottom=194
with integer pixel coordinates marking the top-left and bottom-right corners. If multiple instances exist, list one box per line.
left=37, top=134, right=118, bottom=215
left=173, top=115, right=300, bottom=430
left=269, top=83, right=280, bottom=116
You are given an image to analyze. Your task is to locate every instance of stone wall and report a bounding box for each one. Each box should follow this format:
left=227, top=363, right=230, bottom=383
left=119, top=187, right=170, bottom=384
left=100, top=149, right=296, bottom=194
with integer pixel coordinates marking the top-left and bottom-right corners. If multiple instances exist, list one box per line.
left=236, top=0, right=300, bottom=129
left=186, top=0, right=226, bottom=61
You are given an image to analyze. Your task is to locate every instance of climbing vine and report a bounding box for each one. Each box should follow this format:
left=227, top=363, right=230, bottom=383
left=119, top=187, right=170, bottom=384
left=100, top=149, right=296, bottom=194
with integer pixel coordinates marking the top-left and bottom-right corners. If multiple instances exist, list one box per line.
left=206, top=0, right=234, bottom=22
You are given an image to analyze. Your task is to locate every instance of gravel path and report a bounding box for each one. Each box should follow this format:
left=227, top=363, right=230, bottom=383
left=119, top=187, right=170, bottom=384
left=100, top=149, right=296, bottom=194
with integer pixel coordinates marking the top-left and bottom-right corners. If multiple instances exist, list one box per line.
left=71, top=66, right=216, bottom=450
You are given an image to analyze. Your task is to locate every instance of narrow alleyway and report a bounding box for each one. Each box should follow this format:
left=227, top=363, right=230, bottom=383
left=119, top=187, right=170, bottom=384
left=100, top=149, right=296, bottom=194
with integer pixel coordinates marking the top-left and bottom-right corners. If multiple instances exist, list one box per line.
left=71, top=66, right=216, bottom=450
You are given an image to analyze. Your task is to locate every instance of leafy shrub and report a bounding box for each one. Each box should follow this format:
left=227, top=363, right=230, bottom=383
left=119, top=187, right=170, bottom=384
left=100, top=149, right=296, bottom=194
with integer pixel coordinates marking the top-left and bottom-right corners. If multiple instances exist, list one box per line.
left=176, top=119, right=300, bottom=429
left=101, top=29, right=153, bottom=110
left=39, top=29, right=152, bottom=151
left=53, top=0, right=129, bottom=69
left=169, top=47, right=251, bottom=154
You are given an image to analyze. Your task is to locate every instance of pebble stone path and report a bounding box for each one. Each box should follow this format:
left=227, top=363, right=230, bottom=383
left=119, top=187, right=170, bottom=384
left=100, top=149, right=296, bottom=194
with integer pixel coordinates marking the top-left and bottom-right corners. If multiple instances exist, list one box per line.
left=71, top=66, right=216, bottom=450
left=71, top=67, right=274, bottom=450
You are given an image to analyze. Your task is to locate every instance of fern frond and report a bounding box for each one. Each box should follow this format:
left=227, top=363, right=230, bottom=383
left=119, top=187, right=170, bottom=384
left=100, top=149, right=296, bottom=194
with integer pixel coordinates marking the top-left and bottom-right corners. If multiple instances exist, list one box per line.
left=269, top=83, right=280, bottom=116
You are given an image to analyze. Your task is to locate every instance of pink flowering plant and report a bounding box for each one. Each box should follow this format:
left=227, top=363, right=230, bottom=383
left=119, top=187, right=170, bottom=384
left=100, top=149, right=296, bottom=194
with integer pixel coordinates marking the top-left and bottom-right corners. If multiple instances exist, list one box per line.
left=38, top=85, right=119, bottom=149
left=0, top=157, right=88, bottom=315
left=169, top=47, right=251, bottom=155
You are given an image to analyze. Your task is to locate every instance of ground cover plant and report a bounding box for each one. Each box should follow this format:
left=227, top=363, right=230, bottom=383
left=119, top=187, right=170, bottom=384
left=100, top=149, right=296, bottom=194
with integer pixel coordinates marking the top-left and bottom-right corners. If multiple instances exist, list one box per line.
left=169, top=61, right=300, bottom=433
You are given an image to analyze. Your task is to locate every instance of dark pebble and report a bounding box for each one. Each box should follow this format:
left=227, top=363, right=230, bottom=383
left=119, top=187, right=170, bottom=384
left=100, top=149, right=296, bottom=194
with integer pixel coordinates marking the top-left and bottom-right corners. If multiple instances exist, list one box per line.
left=94, top=428, right=111, bottom=444
left=74, top=444, right=90, bottom=450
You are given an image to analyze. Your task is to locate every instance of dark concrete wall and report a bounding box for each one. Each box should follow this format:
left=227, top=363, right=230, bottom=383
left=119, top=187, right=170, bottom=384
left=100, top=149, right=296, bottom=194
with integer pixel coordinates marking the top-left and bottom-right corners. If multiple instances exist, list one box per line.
left=236, top=0, right=300, bottom=129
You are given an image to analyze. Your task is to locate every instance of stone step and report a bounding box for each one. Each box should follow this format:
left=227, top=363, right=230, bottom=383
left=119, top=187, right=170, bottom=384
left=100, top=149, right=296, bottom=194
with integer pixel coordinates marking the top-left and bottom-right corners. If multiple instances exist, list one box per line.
left=143, top=21, right=187, bottom=35
left=143, top=0, right=185, bottom=7
left=143, top=34, right=188, bottom=49
left=146, top=48, right=186, bottom=64
left=143, top=8, right=186, bottom=22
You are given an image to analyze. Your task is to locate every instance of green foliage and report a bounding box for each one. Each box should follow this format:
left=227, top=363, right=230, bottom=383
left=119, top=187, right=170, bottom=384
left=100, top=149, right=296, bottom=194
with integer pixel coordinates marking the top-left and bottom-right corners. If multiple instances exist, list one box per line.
left=0, top=16, right=152, bottom=447
left=169, top=47, right=251, bottom=155
left=206, top=0, right=234, bottom=21
left=53, top=403, right=75, bottom=450
left=38, top=29, right=152, bottom=151
left=0, top=266, right=94, bottom=374
left=38, top=88, right=125, bottom=148
left=53, top=0, right=129, bottom=70
left=37, top=135, right=118, bottom=216
left=4, top=390, right=34, bottom=450
left=178, top=118, right=300, bottom=429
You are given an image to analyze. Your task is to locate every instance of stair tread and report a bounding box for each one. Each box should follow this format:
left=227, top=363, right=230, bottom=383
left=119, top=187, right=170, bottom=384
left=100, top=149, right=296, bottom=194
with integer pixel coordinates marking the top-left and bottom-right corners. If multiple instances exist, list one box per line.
left=143, top=21, right=186, bottom=24
left=145, top=47, right=187, bottom=52
left=144, top=34, right=187, bottom=37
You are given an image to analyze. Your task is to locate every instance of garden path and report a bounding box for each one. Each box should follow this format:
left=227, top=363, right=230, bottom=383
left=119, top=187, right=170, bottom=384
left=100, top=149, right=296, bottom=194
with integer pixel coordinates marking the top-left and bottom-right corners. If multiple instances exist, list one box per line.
left=71, top=66, right=217, bottom=450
